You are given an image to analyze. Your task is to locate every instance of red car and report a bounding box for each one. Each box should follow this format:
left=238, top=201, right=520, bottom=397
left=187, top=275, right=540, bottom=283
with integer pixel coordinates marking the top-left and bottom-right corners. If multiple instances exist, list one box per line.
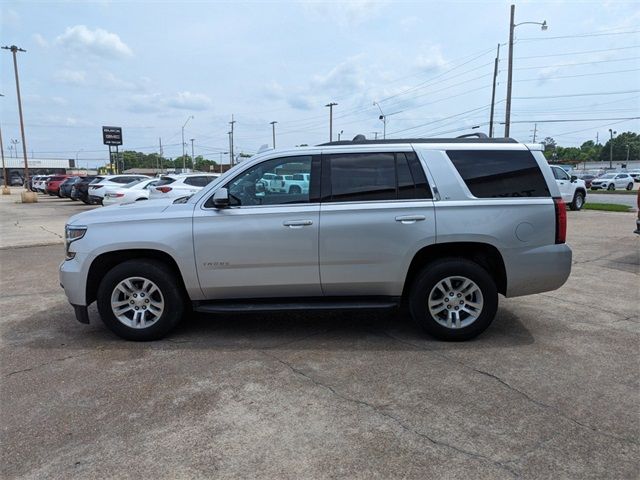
left=44, top=175, right=70, bottom=196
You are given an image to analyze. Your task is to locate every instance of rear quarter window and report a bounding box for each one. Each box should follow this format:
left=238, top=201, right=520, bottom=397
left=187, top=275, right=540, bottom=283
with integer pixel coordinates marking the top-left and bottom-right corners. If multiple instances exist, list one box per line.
left=447, top=150, right=550, bottom=198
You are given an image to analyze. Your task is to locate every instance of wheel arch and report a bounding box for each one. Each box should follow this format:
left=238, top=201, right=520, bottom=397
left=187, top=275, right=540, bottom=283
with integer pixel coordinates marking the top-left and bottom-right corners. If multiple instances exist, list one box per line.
left=402, top=242, right=507, bottom=299
left=86, top=249, right=188, bottom=305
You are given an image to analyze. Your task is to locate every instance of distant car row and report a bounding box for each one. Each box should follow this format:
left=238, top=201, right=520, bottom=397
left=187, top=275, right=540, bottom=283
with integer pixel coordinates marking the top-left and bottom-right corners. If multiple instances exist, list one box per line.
left=28, top=172, right=220, bottom=205
left=572, top=171, right=637, bottom=190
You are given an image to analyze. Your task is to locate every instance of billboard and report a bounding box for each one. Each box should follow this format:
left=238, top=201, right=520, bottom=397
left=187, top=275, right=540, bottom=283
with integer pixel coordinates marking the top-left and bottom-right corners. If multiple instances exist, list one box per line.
left=102, top=126, right=123, bottom=146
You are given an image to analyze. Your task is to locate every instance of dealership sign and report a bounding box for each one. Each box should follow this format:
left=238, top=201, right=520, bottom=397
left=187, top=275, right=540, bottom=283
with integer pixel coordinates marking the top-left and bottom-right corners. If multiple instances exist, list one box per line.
left=102, top=126, right=123, bottom=146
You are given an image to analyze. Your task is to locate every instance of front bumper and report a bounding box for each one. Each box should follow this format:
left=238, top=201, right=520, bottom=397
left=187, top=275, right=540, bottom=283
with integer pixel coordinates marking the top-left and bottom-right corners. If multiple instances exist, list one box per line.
left=59, top=252, right=92, bottom=307
left=88, top=195, right=103, bottom=205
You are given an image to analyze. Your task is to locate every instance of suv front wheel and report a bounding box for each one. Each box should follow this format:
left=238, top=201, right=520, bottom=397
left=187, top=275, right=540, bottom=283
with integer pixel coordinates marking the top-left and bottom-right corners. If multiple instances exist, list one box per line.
left=409, top=258, right=498, bottom=341
left=97, top=259, right=185, bottom=341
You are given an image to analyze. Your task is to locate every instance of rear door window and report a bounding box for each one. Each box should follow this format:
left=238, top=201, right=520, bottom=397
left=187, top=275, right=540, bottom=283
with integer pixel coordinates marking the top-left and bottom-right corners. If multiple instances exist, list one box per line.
left=446, top=150, right=550, bottom=198
left=323, top=152, right=432, bottom=202
left=156, top=176, right=176, bottom=186
left=184, top=176, right=215, bottom=187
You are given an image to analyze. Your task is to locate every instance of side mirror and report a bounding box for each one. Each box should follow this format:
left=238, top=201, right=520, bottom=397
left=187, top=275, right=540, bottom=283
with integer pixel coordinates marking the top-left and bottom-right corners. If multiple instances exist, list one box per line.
left=570, top=175, right=577, bottom=182
left=255, top=182, right=265, bottom=194
left=212, top=188, right=230, bottom=208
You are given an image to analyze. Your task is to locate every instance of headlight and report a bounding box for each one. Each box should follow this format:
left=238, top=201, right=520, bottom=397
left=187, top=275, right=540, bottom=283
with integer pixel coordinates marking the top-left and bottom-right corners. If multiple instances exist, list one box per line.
left=65, top=225, right=87, bottom=260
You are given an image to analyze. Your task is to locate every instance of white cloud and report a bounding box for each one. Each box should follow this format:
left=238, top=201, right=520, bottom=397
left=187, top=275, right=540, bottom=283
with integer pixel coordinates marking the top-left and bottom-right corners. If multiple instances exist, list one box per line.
left=165, top=91, right=212, bottom=111
left=56, top=25, right=133, bottom=59
left=33, top=33, right=49, bottom=48
left=302, top=0, right=388, bottom=27
left=53, top=69, right=87, bottom=85
left=414, top=46, right=446, bottom=73
left=288, top=95, right=316, bottom=111
left=311, top=57, right=366, bottom=93
left=127, top=91, right=213, bottom=113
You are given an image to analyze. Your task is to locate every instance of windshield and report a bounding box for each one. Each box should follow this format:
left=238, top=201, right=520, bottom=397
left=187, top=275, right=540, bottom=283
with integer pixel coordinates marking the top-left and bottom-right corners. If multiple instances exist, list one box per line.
left=156, top=176, right=176, bottom=186
left=599, top=174, right=615, bottom=179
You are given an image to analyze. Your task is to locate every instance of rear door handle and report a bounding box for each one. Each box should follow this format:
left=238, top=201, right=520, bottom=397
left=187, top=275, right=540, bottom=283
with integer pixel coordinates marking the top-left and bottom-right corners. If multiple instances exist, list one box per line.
left=283, top=219, right=313, bottom=228
left=395, top=215, right=426, bottom=224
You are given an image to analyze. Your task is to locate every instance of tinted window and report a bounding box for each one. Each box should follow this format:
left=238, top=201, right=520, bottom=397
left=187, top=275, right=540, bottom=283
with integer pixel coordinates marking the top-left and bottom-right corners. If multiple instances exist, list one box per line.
left=447, top=150, right=550, bottom=198
left=222, top=156, right=312, bottom=206
left=184, top=176, right=215, bottom=187
left=327, top=153, right=396, bottom=202
left=324, top=152, right=432, bottom=202
left=156, top=176, right=176, bottom=186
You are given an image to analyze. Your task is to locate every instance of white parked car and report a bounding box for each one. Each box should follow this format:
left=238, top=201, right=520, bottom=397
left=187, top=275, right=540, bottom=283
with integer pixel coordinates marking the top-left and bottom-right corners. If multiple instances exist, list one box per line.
left=149, top=173, right=219, bottom=200
left=590, top=173, right=634, bottom=191
left=88, top=175, right=150, bottom=205
left=627, top=169, right=640, bottom=182
left=550, top=166, right=587, bottom=211
left=103, top=179, right=159, bottom=206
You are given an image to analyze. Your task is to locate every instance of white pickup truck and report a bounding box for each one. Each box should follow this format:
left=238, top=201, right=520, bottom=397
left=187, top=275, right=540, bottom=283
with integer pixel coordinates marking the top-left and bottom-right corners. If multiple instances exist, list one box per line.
left=550, top=166, right=587, bottom=210
left=282, top=173, right=310, bottom=194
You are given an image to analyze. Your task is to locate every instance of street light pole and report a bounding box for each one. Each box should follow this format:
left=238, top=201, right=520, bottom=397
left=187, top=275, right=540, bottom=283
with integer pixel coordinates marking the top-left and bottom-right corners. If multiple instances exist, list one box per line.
left=190, top=138, right=195, bottom=169
left=229, top=115, right=236, bottom=166
left=270, top=121, right=277, bottom=148
left=609, top=129, right=616, bottom=169
left=325, top=102, right=337, bottom=142
left=0, top=119, right=9, bottom=195
left=504, top=5, right=547, bottom=138
left=181, top=115, right=194, bottom=170
left=489, top=43, right=501, bottom=138
left=2, top=45, right=36, bottom=202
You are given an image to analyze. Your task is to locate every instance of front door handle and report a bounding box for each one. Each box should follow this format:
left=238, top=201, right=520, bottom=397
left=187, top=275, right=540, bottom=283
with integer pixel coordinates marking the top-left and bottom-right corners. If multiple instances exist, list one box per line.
left=395, top=215, right=426, bottom=224
left=283, top=219, right=313, bottom=228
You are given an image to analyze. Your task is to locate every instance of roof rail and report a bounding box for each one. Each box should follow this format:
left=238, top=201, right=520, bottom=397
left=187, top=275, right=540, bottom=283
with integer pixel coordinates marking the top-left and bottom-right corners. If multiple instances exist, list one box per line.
left=318, top=132, right=516, bottom=146
left=456, top=132, right=489, bottom=139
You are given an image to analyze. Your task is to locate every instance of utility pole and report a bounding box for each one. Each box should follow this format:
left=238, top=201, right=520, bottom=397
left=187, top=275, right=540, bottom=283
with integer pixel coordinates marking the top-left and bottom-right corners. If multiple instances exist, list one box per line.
left=2, top=45, right=36, bottom=202
left=609, top=129, right=616, bottom=169
left=190, top=138, right=195, bottom=169
left=626, top=144, right=630, bottom=162
left=325, top=102, right=337, bottom=142
left=158, top=137, right=163, bottom=174
left=504, top=5, right=547, bottom=138
left=371, top=131, right=380, bottom=140
left=504, top=5, right=515, bottom=138
left=0, top=118, right=9, bottom=195
left=181, top=115, right=194, bottom=171
left=489, top=43, right=501, bottom=138
left=229, top=115, right=236, bottom=166
left=596, top=132, right=599, bottom=145
left=270, top=121, right=277, bottom=148
left=228, top=131, right=233, bottom=167
left=532, top=123, right=537, bottom=143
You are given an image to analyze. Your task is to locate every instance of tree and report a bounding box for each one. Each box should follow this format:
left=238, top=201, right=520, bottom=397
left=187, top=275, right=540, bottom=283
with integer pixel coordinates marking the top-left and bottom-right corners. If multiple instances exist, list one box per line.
left=598, top=131, right=640, bottom=163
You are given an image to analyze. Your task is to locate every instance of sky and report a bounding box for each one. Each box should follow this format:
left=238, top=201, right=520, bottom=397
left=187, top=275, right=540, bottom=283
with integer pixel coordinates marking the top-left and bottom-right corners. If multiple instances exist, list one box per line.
left=1, top=0, right=639, bottom=168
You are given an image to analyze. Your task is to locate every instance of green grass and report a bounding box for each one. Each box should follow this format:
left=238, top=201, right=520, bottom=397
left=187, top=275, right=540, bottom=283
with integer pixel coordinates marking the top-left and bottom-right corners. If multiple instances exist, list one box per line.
left=589, top=189, right=637, bottom=195
left=583, top=203, right=632, bottom=212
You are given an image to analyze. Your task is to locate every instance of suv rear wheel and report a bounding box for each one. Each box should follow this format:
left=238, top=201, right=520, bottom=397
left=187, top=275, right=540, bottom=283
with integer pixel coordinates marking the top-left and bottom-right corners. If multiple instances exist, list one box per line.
left=96, top=259, right=185, bottom=341
left=409, top=258, right=498, bottom=341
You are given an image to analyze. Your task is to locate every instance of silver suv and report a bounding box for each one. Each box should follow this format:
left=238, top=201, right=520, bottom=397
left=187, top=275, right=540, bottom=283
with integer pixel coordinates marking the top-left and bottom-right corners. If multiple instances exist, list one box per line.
left=60, top=135, right=572, bottom=341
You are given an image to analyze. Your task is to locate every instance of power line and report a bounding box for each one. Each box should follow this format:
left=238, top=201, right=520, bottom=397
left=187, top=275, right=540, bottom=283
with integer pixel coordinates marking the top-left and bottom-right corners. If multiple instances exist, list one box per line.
left=515, top=44, right=639, bottom=59
left=513, top=89, right=640, bottom=100
left=515, top=68, right=640, bottom=82
left=518, top=29, right=640, bottom=41
left=505, top=116, right=640, bottom=124
left=514, top=56, right=640, bottom=70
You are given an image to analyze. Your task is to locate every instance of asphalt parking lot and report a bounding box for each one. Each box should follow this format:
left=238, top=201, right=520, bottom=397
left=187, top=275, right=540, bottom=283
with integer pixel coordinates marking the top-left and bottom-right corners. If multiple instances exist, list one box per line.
left=1, top=192, right=638, bottom=479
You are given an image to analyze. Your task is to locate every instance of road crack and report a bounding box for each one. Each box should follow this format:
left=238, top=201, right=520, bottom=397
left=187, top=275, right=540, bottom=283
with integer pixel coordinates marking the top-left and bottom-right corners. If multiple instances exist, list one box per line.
left=383, top=332, right=638, bottom=447
left=263, top=350, right=519, bottom=478
left=4, top=352, right=92, bottom=378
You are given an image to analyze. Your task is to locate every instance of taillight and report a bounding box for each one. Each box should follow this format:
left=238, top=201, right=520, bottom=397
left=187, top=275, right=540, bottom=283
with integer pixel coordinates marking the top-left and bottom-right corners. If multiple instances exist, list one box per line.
left=553, top=197, right=567, bottom=244
left=114, top=193, right=124, bottom=197
left=157, top=186, right=172, bottom=193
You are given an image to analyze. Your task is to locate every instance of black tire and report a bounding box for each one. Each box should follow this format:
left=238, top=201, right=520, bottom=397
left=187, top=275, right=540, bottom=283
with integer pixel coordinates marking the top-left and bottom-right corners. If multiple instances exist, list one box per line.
left=289, top=185, right=301, bottom=194
left=626, top=183, right=633, bottom=191
left=70, top=197, right=77, bottom=201
left=607, top=183, right=615, bottom=191
left=409, top=258, right=498, bottom=341
left=569, top=191, right=585, bottom=211
left=96, top=259, right=185, bottom=341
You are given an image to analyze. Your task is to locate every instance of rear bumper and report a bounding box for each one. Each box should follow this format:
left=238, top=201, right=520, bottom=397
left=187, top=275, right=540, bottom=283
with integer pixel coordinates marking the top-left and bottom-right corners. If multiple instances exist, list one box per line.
left=504, top=243, right=572, bottom=297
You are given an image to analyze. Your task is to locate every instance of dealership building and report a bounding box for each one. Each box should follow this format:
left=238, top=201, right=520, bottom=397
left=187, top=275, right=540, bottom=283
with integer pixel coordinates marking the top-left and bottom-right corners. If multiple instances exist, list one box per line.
left=1, top=158, right=92, bottom=181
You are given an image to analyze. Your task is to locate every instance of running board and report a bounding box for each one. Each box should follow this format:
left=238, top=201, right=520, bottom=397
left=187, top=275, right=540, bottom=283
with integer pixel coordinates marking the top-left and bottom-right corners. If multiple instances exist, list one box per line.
left=193, top=297, right=400, bottom=314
